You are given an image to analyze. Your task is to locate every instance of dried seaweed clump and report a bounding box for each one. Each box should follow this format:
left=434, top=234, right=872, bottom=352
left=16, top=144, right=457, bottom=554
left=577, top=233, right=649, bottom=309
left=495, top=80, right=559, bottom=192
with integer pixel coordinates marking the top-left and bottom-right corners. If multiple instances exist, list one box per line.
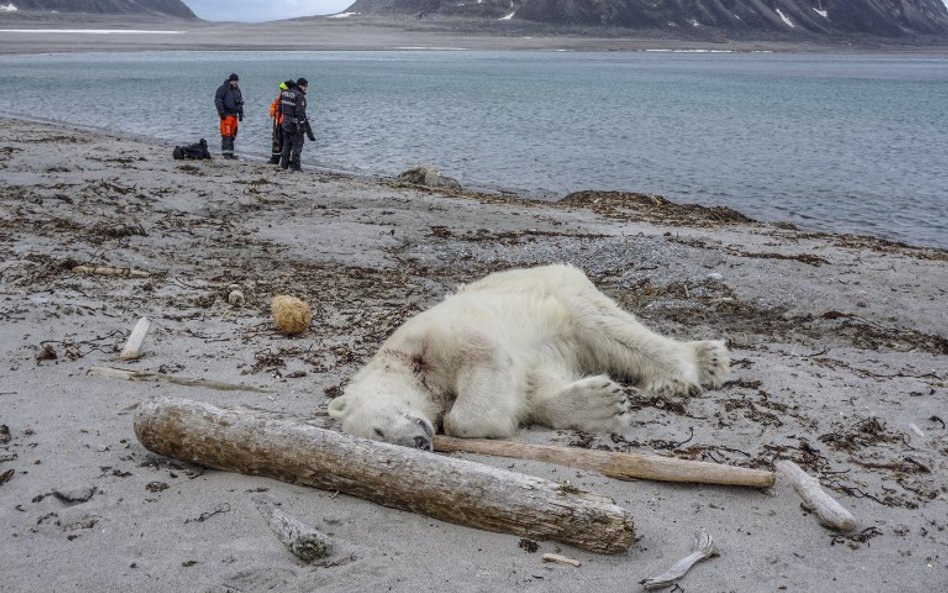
left=271, top=295, right=312, bottom=336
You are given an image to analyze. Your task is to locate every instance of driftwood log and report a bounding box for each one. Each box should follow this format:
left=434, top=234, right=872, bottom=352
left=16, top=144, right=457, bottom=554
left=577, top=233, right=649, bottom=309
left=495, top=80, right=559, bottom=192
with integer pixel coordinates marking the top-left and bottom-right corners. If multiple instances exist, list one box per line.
left=776, top=460, right=857, bottom=531
left=434, top=436, right=774, bottom=488
left=119, top=317, right=152, bottom=361
left=641, top=529, right=717, bottom=590
left=253, top=496, right=333, bottom=562
left=72, top=264, right=151, bottom=278
left=89, top=366, right=274, bottom=394
left=134, top=396, right=635, bottom=554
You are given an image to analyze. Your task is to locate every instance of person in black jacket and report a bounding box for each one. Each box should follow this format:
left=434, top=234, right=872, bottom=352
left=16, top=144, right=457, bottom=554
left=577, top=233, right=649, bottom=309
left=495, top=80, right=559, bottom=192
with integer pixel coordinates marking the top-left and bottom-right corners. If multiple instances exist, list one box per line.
left=279, top=77, right=316, bottom=172
left=214, top=73, right=244, bottom=159
left=268, top=79, right=295, bottom=164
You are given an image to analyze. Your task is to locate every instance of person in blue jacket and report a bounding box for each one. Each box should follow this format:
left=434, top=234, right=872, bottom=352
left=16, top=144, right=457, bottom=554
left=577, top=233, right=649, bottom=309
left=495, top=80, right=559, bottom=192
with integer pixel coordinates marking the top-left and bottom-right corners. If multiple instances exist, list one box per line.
left=214, top=73, right=244, bottom=159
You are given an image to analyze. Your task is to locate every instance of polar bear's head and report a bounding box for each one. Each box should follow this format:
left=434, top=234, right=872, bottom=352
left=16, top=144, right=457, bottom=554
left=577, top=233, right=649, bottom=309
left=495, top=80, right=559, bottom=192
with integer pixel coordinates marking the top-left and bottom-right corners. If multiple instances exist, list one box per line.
left=328, top=389, right=436, bottom=451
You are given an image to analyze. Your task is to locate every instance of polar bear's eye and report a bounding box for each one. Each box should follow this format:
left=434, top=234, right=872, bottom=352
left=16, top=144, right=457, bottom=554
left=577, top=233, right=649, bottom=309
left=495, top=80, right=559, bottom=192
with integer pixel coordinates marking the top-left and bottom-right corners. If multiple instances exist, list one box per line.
left=373, top=428, right=385, bottom=438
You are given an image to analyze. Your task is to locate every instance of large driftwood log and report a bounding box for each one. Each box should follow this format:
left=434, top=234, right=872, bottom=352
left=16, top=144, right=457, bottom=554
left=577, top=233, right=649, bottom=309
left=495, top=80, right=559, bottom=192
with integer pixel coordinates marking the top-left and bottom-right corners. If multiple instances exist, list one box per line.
left=134, top=396, right=635, bottom=554
left=434, top=436, right=774, bottom=488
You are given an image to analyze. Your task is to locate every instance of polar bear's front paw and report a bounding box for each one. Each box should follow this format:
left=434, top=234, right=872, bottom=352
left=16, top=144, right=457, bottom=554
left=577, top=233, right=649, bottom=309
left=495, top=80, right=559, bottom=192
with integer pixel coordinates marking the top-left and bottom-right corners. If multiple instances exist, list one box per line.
left=534, top=375, right=631, bottom=433
left=689, top=339, right=729, bottom=389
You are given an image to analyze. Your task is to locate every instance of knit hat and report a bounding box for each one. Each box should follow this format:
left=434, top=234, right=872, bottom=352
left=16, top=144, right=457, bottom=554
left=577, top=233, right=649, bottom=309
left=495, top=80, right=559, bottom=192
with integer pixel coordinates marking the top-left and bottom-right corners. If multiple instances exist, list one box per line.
left=279, top=81, right=288, bottom=91
left=228, top=73, right=239, bottom=82
left=296, top=77, right=308, bottom=87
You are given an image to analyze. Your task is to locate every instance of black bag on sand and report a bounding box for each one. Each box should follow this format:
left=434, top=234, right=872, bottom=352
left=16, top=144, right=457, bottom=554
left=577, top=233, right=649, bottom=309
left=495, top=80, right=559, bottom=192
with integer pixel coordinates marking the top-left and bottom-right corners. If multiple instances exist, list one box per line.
left=172, top=138, right=211, bottom=160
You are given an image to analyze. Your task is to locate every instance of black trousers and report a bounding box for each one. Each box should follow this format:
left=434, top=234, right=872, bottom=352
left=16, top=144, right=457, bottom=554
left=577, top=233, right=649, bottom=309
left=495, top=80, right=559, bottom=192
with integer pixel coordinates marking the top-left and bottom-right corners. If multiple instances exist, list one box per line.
left=221, top=135, right=235, bottom=157
left=280, top=125, right=304, bottom=171
left=270, top=120, right=283, bottom=163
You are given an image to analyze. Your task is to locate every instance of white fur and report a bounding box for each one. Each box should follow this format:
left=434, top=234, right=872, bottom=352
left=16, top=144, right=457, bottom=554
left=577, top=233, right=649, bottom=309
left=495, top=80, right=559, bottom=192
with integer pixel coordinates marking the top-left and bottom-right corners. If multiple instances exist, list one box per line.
left=329, top=264, right=729, bottom=448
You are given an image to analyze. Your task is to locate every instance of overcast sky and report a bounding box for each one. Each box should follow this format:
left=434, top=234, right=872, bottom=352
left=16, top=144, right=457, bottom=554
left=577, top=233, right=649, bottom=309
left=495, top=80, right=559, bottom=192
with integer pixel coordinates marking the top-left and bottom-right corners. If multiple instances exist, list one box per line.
left=183, top=1, right=355, bottom=23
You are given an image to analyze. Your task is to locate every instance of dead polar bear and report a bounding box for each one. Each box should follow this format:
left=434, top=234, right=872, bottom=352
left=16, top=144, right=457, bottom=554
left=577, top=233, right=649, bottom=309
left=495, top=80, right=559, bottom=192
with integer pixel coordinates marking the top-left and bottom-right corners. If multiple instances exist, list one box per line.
left=329, top=264, right=729, bottom=450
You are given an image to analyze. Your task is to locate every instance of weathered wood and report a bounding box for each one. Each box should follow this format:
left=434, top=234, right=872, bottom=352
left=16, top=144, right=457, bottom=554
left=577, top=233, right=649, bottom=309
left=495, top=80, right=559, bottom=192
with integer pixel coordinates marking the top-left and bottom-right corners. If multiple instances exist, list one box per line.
left=641, top=529, right=717, bottom=590
left=253, top=496, right=333, bottom=562
left=542, top=553, right=581, bottom=567
left=433, top=436, right=774, bottom=488
left=134, top=396, right=635, bottom=554
left=72, top=265, right=151, bottom=278
left=119, top=317, right=152, bottom=361
left=776, top=460, right=857, bottom=532
left=88, top=366, right=274, bottom=394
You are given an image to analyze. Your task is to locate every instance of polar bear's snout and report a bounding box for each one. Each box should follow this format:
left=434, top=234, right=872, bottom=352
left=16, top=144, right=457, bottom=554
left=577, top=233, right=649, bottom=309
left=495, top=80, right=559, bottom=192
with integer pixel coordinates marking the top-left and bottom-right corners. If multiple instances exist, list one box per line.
left=329, top=392, right=437, bottom=451
left=371, top=413, right=435, bottom=451
left=413, top=434, right=432, bottom=451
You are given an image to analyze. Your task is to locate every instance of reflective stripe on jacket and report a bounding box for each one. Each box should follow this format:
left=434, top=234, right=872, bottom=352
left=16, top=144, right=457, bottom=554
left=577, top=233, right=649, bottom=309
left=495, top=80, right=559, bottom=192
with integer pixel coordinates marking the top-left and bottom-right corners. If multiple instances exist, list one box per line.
left=280, top=88, right=307, bottom=127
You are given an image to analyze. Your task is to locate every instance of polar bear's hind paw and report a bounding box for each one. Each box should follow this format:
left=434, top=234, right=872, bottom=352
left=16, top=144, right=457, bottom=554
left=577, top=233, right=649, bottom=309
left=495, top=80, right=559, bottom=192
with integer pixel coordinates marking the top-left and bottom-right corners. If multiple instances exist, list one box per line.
left=647, top=375, right=702, bottom=398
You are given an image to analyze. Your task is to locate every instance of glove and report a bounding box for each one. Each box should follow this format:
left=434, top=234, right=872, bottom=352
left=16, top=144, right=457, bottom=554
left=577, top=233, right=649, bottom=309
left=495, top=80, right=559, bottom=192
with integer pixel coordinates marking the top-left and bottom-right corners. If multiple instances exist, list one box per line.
left=307, top=132, right=316, bottom=142
left=219, top=114, right=225, bottom=120
left=238, top=113, right=244, bottom=122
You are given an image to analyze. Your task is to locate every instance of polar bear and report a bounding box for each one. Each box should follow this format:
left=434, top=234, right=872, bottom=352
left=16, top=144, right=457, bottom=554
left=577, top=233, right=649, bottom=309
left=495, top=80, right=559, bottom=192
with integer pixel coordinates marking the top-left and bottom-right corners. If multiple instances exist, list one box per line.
left=328, top=264, right=728, bottom=450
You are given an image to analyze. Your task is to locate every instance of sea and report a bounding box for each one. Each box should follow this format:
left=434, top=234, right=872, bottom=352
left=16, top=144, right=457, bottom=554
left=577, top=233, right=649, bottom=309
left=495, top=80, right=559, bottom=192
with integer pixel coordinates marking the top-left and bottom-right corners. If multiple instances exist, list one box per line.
left=0, top=50, right=945, bottom=249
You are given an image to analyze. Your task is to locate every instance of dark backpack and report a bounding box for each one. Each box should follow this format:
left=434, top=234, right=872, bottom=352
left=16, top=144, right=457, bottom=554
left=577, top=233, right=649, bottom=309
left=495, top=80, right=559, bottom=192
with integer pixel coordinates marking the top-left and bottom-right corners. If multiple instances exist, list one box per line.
left=172, top=138, right=211, bottom=160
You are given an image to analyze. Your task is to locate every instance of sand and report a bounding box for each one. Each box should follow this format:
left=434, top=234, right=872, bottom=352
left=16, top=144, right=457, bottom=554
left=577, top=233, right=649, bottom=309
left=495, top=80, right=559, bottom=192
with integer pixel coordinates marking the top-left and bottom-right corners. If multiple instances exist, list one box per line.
left=0, top=117, right=945, bottom=592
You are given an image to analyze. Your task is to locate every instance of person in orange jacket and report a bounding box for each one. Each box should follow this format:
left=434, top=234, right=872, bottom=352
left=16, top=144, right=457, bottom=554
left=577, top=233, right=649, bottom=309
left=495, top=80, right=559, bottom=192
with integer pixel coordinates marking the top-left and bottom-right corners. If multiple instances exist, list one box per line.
left=268, top=80, right=295, bottom=164
left=214, top=73, right=244, bottom=159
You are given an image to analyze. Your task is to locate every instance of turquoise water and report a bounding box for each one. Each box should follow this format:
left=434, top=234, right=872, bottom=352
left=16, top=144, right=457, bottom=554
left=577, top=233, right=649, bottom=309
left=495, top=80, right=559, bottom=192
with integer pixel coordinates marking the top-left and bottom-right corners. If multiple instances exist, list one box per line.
left=0, top=50, right=945, bottom=249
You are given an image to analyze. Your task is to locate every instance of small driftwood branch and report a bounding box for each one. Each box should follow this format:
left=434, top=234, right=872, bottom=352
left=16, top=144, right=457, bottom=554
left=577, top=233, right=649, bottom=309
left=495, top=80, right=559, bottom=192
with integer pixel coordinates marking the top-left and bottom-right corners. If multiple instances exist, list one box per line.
left=433, top=436, right=774, bottom=488
left=72, top=265, right=151, bottom=278
left=88, top=366, right=274, bottom=394
left=641, top=529, right=717, bottom=590
left=253, top=496, right=333, bottom=562
left=134, top=397, right=636, bottom=554
left=776, top=460, right=857, bottom=532
left=908, top=423, right=925, bottom=439
left=542, top=553, right=581, bottom=567
left=119, top=317, right=152, bottom=361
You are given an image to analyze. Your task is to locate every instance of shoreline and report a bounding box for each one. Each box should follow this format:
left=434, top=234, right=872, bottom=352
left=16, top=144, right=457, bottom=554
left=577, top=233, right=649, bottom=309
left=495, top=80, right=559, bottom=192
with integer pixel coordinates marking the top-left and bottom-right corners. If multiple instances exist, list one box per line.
left=2, top=14, right=948, bottom=55
left=3, top=112, right=945, bottom=254
left=1, top=118, right=946, bottom=593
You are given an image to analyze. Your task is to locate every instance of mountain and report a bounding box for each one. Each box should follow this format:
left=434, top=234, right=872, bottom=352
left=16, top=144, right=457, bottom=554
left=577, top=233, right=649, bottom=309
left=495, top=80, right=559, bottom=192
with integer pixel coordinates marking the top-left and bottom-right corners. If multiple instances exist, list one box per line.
left=345, top=0, right=948, bottom=37
left=5, top=0, right=196, bottom=19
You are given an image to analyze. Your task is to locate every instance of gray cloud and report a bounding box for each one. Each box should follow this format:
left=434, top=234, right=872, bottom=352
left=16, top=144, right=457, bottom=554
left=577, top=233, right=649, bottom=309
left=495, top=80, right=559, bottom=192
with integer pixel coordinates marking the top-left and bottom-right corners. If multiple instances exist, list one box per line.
left=184, top=1, right=355, bottom=23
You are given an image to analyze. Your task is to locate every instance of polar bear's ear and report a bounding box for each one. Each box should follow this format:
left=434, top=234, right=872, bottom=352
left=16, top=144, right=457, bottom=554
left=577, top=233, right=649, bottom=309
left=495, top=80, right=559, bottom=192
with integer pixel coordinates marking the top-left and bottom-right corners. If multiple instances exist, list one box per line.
left=328, top=396, right=348, bottom=418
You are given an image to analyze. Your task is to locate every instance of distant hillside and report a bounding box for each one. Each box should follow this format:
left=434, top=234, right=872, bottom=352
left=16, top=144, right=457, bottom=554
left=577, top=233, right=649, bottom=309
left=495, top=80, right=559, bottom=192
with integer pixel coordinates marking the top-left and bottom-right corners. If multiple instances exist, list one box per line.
left=3, top=0, right=196, bottom=19
left=345, top=0, right=948, bottom=38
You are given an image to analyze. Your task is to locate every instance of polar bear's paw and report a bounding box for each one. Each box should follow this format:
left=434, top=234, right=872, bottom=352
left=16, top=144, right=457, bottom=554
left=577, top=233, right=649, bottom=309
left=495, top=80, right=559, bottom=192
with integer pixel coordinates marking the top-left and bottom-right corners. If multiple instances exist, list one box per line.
left=532, top=375, right=631, bottom=433
left=646, top=374, right=703, bottom=398
left=688, top=339, right=729, bottom=389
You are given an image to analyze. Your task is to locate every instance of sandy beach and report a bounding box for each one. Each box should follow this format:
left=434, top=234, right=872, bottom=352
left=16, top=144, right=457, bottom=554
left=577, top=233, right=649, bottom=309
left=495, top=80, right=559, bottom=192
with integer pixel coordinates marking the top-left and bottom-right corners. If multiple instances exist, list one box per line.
left=0, top=117, right=946, bottom=592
